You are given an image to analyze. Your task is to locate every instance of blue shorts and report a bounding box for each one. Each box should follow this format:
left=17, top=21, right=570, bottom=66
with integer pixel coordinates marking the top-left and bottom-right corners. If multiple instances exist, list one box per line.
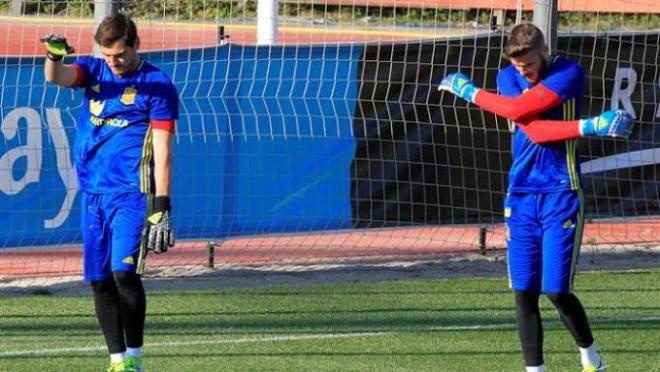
left=82, top=192, right=148, bottom=282
left=504, top=190, right=584, bottom=293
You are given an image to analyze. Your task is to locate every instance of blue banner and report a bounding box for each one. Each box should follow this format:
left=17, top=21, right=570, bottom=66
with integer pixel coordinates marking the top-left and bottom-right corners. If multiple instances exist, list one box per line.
left=0, top=44, right=362, bottom=248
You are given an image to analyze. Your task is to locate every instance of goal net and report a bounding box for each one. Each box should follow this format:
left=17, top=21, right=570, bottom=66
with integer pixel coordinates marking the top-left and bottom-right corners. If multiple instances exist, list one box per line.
left=0, top=0, right=658, bottom=285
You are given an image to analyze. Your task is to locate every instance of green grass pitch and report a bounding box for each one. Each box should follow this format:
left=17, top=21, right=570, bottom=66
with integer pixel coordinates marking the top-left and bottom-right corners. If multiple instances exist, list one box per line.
left=1, top=269, right=658, bottom=371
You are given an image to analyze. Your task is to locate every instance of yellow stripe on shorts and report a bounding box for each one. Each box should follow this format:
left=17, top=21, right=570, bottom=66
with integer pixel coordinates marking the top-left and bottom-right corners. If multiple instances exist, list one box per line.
left=568, top=189, right=585, bottom=292
left=140, top=128, right=153, bottom=193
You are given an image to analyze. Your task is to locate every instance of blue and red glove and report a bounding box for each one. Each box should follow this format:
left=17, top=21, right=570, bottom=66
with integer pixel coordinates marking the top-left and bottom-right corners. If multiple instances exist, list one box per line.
left=437, top=72, right=480, bottom=103
left=579, top=109, right=633, bottom=138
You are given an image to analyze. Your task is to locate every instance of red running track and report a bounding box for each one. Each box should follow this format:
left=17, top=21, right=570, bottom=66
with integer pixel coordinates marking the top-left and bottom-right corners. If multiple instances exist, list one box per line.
left=1, top=221, right=658, bottom=277
left=0, top=20, right=438, bottom=56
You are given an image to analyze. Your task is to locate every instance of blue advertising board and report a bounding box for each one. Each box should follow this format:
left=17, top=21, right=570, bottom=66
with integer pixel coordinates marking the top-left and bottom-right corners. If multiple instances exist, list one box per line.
left=0, top=44, right=362, bottom=248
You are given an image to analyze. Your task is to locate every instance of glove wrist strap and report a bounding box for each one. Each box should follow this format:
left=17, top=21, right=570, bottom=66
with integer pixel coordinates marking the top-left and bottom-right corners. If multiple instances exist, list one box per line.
left=578, top=119, right=591, bottom=137
left=153, top=196, right=171, bottom=213
left=46, top=52, right=63, bottom=62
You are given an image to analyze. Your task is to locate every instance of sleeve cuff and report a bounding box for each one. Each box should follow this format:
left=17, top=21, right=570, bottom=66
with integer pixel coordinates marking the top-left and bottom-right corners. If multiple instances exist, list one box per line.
left=69, top=64, right=85, bottom=88
left=151, top=119, right=176, bottom=133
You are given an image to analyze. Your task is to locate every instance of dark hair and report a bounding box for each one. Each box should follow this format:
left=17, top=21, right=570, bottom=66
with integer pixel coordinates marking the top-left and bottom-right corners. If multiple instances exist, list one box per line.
left=504, top=23, right=545, bottom=59
left=94, top=13, right=138, bottom=48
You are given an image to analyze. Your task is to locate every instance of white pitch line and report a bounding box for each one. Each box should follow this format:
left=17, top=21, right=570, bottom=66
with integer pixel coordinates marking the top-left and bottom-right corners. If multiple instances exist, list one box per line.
left=2, top=316, right=659, bottom=358
left=0, top=332, right=392, bottom=357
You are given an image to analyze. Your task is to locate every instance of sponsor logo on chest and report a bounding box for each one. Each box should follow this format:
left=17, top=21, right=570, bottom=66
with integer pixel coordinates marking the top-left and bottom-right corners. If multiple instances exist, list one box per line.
left=121, top=86, right=137, bottom=105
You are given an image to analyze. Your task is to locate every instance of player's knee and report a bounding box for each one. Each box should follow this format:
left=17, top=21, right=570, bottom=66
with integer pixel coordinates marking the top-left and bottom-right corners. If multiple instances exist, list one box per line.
left=514, top=290, right=541, bottom=314
left=545, top=292, right=573, bottom=307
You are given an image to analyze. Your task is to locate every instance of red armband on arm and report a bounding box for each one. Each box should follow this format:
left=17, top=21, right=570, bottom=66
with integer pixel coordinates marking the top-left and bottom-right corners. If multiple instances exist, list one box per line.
left=517, top=118, right=581, bottom=144
left=474, top=84, right=563, bottom=122
left=69, top=64, right=85, bottom=88
left=151, top=119, right=176, bottom=133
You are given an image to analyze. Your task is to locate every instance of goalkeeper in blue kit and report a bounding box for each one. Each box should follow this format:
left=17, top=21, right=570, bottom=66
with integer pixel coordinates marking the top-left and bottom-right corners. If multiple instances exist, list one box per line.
left=43, top=14, right=178, bottom=372
left=438, top=23, right=633, bottom=372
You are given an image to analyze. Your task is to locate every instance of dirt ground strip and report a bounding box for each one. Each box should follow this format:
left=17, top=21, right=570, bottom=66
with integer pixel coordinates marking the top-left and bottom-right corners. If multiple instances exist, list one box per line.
left=1, top=245, right=658, bottom=298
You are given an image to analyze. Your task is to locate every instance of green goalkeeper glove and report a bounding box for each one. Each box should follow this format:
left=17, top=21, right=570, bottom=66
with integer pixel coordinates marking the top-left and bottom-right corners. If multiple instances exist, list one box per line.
left=145, top=196, right=175, bottom=254
left=437, top=72, right=480, bottom=103
left=40, top=34, right=75, bottom=62
left=579, top=109, right=633, bottom=138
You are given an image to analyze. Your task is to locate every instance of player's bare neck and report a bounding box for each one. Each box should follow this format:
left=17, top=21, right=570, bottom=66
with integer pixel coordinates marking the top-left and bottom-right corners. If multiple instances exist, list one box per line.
left=121, top=57, right=142, bottom=78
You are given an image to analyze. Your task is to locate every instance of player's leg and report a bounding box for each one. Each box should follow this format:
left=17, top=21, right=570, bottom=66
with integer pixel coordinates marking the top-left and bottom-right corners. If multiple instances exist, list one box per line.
left=82, top=192, right=127, bottom=368
left=106, top=192, right=148, bottom=372
left=546, top=292, right=603, bottom=371
left=506, top=193, right=545, bottom=371
left=91, top=278, right=126, bottom=371
left=540, top=190, right=604, bottom=371
left=114, top=271, right=146, bottom=372
left=514, top=290, right=544, bottom=371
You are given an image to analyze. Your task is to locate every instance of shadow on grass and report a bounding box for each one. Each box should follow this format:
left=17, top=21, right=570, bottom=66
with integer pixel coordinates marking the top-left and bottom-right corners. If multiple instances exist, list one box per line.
left=4, top=347, right=660, bottom=360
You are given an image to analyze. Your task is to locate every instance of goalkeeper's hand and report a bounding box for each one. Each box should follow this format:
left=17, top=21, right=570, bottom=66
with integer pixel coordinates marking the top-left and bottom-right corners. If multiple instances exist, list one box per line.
left=40, top=34, right=75, bottom=62
left=437, top=72, right=480, bottom=103
left=145, top=196, right=175, bottom=254
left=579, top=109, right=633, bottom=138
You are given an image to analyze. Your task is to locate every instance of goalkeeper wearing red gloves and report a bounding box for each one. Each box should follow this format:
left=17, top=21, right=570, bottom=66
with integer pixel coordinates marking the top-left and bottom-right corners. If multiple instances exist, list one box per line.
left=438, top=23, right=632, bottom=372
left=42, top=13, right=178, bottom=372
